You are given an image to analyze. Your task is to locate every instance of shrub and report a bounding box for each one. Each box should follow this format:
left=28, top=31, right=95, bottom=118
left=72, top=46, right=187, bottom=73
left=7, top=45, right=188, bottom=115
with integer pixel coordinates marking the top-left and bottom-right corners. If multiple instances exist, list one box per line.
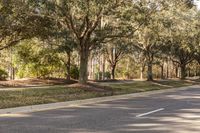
left=95, top=71, right=111, bottom=80
left=0, top=69, right=8, bottom=80
left=124, top=71, right=130, bottom=79
left=95, top=72, right=103, bottom=80
left=70, top=65, right=79, bottom=80
left=104, top=71, right=111, bottom=79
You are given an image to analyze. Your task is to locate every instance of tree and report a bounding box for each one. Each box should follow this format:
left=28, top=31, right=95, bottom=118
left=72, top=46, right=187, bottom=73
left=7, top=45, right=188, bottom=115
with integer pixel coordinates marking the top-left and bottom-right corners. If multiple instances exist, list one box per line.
left=0, top=0, right=25, bottom=50
left=15, top=39, right=63, bottom=78
left=194, top=12, right=200, bottom=65
left=56, top=36, right=76, bottom=80
left=1, top=0, right=199, bottom=81
left=163, top=7, right=198, bottom=79
left=27, top=0, right=148, bottom=84
left=170, top=44, right=196, bottom=79
left=132, top=1, right=166, bottom=81
left=195, top=51, right=200, bottom=65
left=0, top=0, right=55, bottom=50
left=130, top=49, right=147, bottom=80
left=103, top=39, right=131, bottom=79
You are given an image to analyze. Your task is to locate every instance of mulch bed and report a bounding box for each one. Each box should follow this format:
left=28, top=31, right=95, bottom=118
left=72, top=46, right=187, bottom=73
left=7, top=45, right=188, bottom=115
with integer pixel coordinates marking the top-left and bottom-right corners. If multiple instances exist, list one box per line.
left=0, top=78, right=77, bottom=87
left=67, top=83, right=112, bottom=92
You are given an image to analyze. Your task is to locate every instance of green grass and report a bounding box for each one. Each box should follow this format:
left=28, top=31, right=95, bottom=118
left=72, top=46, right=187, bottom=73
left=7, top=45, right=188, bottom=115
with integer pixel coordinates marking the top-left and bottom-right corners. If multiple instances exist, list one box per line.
left=154, top=80, right=197, bottom=87
left=0, top=87, right=110, bottom=109
left=105, top=81, right=168, bottom=95
left=0, top=80, right=197, bottom=109
left=191, top=78, right=200, bottom=83
left=103, top=80, right=197, bottom=95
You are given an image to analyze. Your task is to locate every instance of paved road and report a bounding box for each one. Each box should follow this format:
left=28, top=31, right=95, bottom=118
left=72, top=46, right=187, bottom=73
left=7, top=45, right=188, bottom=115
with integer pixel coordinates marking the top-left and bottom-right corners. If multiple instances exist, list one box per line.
left=0, top=86, right=200, bottom=133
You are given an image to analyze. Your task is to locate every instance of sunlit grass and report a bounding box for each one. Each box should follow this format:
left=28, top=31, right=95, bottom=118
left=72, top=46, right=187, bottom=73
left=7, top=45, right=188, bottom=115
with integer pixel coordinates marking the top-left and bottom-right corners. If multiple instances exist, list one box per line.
left=105, top=81, right=167, bottom=95
left=103, top=80, right=196, bottom=95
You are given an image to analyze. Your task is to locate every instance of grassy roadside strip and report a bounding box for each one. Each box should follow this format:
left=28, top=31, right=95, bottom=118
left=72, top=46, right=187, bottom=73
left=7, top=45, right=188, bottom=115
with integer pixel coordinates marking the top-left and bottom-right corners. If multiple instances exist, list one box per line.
left=103, top=80, right=197, bottom=95
left=0, top=80, right=198, bottom=109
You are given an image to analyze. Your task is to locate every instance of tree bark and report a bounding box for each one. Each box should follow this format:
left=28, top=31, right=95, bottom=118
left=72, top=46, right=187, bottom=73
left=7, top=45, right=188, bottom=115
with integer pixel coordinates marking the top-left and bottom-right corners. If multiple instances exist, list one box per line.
left=147, top=62, right=153, bottom=81
left=66, top=51, right=71, bottom=80
left=79, top=49, right=89, bottom=84
left=198, top=66, right=200, bottom=77
left=175, top=66, right=179, bottom=78
left=180, top=64, right=186, bottom=80
left=140, top=66, right=144, bottom=80
left=160, top=65, right=164, bottom=79
left=102, top=55, right=105, bottom=80
left=166, top=60, right=169, bottom=79
left=188, top=68, right=190, bottom=77
left=111, top=64, right=116, bottom=80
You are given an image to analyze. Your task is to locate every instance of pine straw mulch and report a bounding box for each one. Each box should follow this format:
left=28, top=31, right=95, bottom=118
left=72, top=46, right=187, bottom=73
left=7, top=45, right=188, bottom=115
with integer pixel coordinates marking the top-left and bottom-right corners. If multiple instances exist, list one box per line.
left=0, top=79, right=113, bottom=94
left=66, top=82, right=113, bottom=93
left=0, top=78, right=77, bottom=87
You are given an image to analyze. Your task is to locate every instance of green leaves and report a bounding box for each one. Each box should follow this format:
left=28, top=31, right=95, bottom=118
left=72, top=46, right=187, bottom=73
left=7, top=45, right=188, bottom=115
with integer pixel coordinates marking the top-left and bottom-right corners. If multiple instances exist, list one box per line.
left=15, top=39, right=63, bottom=78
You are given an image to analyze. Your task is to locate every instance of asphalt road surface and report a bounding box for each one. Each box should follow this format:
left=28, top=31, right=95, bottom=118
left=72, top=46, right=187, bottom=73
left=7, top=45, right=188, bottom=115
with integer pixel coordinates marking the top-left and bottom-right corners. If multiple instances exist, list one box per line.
left=0, top=86, right=200, bottom=133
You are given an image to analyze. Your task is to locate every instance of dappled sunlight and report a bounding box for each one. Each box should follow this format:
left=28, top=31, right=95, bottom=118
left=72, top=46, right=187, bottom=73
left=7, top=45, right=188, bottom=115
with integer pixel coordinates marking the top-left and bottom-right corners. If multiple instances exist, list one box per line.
left=89, top=103, right=143, bottom=110
left=180, top=108, right=200, bottom=113
left=159, top=113, right=200, bottom=123
left=126, top=123, right=164, bottom=127
left=68, top=129, right=111, bottom=133
left=118, top=111, right=200, bottom=133
left=33, top=114, right=76, bottom=119
left=0, top=113, right=31, bottom=118
left=166, top=94, right=200, bottom=100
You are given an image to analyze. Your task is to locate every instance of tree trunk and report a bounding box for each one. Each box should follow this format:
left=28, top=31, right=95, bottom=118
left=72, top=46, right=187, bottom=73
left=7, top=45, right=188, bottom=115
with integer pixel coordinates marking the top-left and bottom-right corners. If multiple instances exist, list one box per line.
left=166, top=60, right=169, bottom=79
left=147, top=62, right=153, bottom=81
left=175, top=66, right=179, bottom=78
left=111, top=64, right=116, bottom=80
left=180, top=64, right=186, bottom=80
left=102, top=55, right=105, bottom=80
left=91, top=58, right=94, bottom=79
left=195, top=66, right=198, bottom=76
left=160, top=65, right=164, bottom=79
left=66, top=51, right=71, bottom=80
left=12, top=67, right=15, bottom=80
left=79, top=49, right=89, bottom=84
left=187, top=68, right=190, bottom=77
left=140, top=66, right=144, bottom=80
left=198, top=66, right=200, bottom=77
left=9, top=66, right=15, bottom=80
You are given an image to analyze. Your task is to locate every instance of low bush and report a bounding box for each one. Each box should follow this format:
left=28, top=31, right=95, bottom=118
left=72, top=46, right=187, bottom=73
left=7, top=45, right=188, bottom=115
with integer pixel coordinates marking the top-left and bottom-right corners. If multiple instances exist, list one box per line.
left=70, top=65, right=79, bottom=79
left=0, top=69, right=8, bottom=80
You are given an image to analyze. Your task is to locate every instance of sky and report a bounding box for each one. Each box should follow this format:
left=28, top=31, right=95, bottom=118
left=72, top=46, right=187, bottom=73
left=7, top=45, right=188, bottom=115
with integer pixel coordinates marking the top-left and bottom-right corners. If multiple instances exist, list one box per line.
left=194, top=0, right=200, bottom=9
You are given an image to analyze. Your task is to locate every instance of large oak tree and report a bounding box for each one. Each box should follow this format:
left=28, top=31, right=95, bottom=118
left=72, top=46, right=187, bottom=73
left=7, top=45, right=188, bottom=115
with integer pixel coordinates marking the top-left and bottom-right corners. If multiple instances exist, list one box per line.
left=27, top=0, right=145, bottom=84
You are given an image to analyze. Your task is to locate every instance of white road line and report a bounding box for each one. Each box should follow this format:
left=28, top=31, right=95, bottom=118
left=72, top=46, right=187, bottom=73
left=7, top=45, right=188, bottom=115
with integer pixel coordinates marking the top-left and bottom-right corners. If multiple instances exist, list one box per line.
left=136, top=108, right=165, bottom=118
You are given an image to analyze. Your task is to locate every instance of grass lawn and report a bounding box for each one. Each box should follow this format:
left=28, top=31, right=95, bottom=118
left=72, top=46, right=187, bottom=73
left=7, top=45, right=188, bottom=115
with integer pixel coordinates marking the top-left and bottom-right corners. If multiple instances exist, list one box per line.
left=104, top=81, right=168, bottom=95
left=0, top=86, right=111, bottom=109
left=0, top=79, right=198, bottom=109
left=103, top=80, right=197, bottom=95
